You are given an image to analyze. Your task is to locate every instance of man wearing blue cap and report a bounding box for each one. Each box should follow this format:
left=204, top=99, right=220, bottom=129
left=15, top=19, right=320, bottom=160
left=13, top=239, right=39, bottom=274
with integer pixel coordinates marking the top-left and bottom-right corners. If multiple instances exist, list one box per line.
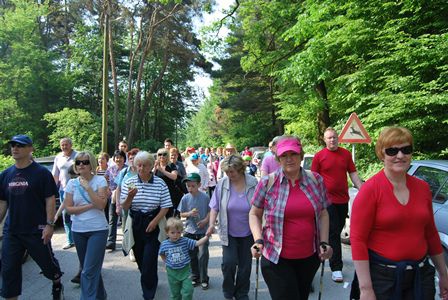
left=0, top=135, right=64, bottom=300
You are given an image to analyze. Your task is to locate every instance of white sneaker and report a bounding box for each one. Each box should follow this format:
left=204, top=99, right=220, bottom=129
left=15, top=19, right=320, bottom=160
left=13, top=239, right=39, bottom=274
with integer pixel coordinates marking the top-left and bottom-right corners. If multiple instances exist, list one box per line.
left=332, top=271, right=343, bottom=282
left=129, top=249, right=136, bottom=262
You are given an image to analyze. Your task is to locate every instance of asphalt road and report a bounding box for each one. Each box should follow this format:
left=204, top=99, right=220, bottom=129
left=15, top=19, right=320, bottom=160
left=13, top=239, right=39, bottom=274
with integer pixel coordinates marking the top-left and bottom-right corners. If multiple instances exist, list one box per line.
left=12, top=227, right=357, bottom=299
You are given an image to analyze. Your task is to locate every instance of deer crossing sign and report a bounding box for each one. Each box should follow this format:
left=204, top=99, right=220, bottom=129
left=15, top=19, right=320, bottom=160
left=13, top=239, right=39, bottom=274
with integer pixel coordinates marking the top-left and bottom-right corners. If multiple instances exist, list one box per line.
left=339, top=113, right=371, bottom=144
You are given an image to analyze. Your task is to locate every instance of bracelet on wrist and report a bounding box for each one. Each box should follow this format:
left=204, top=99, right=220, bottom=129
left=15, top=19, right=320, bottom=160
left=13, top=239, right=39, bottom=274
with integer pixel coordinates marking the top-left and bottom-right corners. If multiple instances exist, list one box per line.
left=46, top=221, right=55, bottom=227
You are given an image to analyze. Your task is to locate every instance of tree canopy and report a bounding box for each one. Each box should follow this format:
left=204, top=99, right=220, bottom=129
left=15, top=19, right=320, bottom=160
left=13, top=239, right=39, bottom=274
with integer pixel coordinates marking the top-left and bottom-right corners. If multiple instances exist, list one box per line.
left=186, top=0, right=448, bottom=165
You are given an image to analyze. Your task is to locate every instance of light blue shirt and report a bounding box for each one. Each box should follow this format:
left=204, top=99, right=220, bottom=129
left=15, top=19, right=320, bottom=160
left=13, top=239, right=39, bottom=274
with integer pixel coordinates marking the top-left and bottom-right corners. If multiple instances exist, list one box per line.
left=159, top=237, right=197, bottom=269
left=177, top=191, right=210, bottom=234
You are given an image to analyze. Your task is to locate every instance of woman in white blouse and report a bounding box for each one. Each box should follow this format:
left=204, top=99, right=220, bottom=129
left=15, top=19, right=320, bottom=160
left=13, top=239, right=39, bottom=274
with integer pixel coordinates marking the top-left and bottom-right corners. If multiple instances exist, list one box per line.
left=65, top=151, right=108, bottom=300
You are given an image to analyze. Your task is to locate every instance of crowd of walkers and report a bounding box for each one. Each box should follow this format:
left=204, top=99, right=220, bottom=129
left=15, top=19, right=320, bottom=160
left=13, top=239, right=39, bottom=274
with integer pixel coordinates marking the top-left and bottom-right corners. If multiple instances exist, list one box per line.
left=0, top=127, right=447, bottom=300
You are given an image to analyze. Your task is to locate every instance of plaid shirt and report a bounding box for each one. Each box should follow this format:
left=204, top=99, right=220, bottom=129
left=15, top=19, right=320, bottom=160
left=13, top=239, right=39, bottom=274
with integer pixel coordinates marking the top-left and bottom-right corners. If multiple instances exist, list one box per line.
left=251, top=168, right=330, bottom=264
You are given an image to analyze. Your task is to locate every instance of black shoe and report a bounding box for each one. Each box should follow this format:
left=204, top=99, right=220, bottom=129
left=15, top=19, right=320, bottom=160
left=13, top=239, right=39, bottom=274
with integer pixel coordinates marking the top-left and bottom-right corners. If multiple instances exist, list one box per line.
left=71, top=273, right=81, bottom=284
left=105, top=244, right=116, bottom=251
left=191, top=279, right=200, bottom=287
left=52, top=283, right=64, bottom=300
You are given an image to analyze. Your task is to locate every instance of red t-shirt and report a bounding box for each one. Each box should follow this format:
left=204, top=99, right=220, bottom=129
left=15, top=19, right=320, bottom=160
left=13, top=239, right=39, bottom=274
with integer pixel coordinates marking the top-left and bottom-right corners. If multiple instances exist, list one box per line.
left=280, top=180, right=315, bottom=259
left=351, top=170, right=442, bottom=261
left=311, top=147, right=356, bottom=204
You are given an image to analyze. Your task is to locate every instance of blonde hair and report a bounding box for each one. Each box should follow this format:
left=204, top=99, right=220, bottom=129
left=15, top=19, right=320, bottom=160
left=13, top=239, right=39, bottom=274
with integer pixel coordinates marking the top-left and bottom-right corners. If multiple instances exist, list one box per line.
left=74, top=151, right=97, bottom=175
left=165, top=217, right=184, bottom=232
left=220, top=154, right=245, bottom=174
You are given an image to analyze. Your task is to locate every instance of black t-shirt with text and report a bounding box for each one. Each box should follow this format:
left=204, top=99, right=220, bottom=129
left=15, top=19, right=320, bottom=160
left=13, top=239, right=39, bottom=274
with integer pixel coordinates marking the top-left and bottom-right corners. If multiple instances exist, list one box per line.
left=0, top=161, right=58, bottom=234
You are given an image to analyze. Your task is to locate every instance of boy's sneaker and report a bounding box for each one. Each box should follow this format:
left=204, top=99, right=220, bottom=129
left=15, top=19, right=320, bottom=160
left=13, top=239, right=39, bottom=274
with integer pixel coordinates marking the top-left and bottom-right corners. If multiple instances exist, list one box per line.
left=52, top=283, right=64, bottom=300
left=191, top=279, right=200, bottom=287
left=201, top=282, right=209, bottom=290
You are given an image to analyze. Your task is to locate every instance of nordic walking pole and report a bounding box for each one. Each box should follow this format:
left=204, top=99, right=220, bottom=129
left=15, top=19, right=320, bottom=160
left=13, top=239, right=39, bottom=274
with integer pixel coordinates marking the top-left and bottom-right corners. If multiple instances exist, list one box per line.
left=254, top=246, right=260, bottom=300
left=318, top=243, right=327, bottom=300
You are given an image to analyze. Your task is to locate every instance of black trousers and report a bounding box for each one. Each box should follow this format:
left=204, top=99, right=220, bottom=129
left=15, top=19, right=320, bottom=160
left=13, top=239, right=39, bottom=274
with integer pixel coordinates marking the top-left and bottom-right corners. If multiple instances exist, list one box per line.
left=261, top=253, right=320, bottom=300
left=328, top=203, right=348, bottom=271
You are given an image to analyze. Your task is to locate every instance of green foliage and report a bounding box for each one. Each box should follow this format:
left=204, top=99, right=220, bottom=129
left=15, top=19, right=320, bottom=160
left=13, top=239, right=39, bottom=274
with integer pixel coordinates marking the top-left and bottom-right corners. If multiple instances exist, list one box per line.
left=43, top=108, right=101, bottom=154
left=0, top=98, right=30, bottom=151
left=0, top=155, right=14, bottom=172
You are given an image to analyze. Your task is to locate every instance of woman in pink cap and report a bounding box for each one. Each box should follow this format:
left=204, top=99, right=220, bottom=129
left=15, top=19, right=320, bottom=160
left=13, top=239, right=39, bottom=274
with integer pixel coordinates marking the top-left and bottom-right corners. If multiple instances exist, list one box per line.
left=249, top=136, right=333, bottom=300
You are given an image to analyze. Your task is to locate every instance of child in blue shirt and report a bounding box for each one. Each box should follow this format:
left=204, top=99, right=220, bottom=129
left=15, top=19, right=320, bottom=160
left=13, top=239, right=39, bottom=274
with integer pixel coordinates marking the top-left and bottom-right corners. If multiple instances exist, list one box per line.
left=177, top=173, right=211, bottom=289
left=159, top=218, right=209, bottom=300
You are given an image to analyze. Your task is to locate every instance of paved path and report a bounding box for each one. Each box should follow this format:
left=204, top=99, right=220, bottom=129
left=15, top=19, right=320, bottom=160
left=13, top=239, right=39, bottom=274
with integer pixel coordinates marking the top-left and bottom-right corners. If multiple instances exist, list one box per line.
left=13, top=227, right=357, bottom=299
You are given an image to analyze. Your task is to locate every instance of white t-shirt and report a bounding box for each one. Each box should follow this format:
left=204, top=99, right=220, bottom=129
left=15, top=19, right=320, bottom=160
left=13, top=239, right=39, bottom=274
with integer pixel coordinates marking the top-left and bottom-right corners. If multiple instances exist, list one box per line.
left=65, top=175, right=108, bottom=232
left=52, top=150, right=77, bottom=190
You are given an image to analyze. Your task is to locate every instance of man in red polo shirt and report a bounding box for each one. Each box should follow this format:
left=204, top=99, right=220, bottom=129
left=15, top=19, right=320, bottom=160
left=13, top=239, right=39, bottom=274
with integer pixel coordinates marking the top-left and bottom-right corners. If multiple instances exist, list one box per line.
left=311, top=127, right=363, bottom=283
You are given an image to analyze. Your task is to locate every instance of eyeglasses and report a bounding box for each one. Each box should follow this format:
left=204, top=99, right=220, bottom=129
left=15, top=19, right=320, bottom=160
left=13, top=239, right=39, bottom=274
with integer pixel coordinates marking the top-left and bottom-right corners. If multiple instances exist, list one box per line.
left=10, top=142, right=27, bottom=148
left=384, top=145, right=413, bottom=156
left=75, top=160, right=91, bottom=166
left=158, top=153, right=168, bottom=157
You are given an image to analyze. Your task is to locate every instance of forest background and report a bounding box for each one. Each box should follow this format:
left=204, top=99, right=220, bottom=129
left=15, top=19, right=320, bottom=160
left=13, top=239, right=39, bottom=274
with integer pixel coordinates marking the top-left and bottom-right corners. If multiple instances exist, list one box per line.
left=0, top=0, right=447, bottom=177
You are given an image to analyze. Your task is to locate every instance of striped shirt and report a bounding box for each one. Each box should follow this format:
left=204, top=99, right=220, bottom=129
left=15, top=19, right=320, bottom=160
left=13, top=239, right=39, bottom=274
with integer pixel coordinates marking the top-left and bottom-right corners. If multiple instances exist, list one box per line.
left=159, top=237, right=197, bottom=269
left=251, top=168, right=330, bottom=264
left=120, top=173, right=172, bottom=212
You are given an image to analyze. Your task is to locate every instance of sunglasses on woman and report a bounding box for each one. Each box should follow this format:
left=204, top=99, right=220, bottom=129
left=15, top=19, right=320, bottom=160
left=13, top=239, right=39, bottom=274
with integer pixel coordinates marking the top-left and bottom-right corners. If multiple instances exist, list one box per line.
left=75, top=160, right=91, bottom=166
left=158, top=153, right=168, bottom=157
left=384, top=145, right=413, bottom=156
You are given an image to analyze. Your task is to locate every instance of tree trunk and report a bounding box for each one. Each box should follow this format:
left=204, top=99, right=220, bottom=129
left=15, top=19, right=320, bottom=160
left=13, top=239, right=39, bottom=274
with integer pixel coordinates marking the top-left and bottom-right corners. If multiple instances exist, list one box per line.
left=315, top=80, right=330, bottom=146
left=108, top=20, right=120, bottom=146
left=125, top=4, right=179, bottom=146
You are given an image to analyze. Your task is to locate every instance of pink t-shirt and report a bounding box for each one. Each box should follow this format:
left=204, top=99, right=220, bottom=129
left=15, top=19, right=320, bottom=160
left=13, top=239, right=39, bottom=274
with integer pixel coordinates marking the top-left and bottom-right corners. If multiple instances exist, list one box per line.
left=280, top=180, right=315, bottom=259
left=260, top=155, right=280, bottom=174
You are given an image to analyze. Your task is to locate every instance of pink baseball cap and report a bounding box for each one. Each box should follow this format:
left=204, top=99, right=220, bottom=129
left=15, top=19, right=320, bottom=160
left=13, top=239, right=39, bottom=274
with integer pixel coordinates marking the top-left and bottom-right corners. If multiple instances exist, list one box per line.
left=276, top=138, right=302, bottom=156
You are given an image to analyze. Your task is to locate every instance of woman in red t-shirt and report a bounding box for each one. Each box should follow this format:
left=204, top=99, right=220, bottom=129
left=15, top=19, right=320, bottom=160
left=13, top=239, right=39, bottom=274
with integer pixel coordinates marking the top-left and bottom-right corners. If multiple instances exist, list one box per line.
left=351, top=126, right=448, bottom=300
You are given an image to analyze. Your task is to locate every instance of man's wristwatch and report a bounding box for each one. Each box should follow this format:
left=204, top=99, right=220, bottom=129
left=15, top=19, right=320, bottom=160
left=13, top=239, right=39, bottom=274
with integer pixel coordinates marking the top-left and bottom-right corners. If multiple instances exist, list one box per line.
left=255, top=239, right=264, bottom=246
left=46, top=221, right=56, bottom=227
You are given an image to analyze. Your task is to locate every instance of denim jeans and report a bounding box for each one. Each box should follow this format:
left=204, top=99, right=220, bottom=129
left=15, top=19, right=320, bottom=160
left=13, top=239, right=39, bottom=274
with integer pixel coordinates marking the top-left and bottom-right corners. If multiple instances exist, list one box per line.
left=184, top=233, right=209, bottom=283
left=107, top=199, right=118, bottom=247
left=60, top=190, right=73, bottom=245
left=73, top=229, right=108, bottom=300
left=221, top=235, right=253, bottom=300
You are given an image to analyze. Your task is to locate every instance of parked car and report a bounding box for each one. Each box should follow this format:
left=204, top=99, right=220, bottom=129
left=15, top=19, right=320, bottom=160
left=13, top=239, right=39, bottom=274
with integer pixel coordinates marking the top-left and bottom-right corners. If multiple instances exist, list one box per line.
left=34, top=156, right=62, bottom=215
left=302, top=154, right=314, bottom=170
left=252, top=150, right=266, bottom=173
left=341, top=160, right=448, bottom=261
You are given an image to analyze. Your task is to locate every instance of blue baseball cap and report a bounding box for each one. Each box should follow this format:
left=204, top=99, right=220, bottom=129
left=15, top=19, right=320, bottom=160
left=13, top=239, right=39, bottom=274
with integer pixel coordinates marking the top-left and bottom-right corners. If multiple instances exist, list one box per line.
left=8, top=135, right=33, bottom=145
left=189, top=153, right=199, bottom=161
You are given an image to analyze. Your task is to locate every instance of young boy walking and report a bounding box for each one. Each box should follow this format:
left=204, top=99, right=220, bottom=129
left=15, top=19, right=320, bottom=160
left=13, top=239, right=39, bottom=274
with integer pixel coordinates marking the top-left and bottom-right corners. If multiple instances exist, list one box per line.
left=159, top=218, right=209, bottom=300
left=177, top=173, right=211, bottom=289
